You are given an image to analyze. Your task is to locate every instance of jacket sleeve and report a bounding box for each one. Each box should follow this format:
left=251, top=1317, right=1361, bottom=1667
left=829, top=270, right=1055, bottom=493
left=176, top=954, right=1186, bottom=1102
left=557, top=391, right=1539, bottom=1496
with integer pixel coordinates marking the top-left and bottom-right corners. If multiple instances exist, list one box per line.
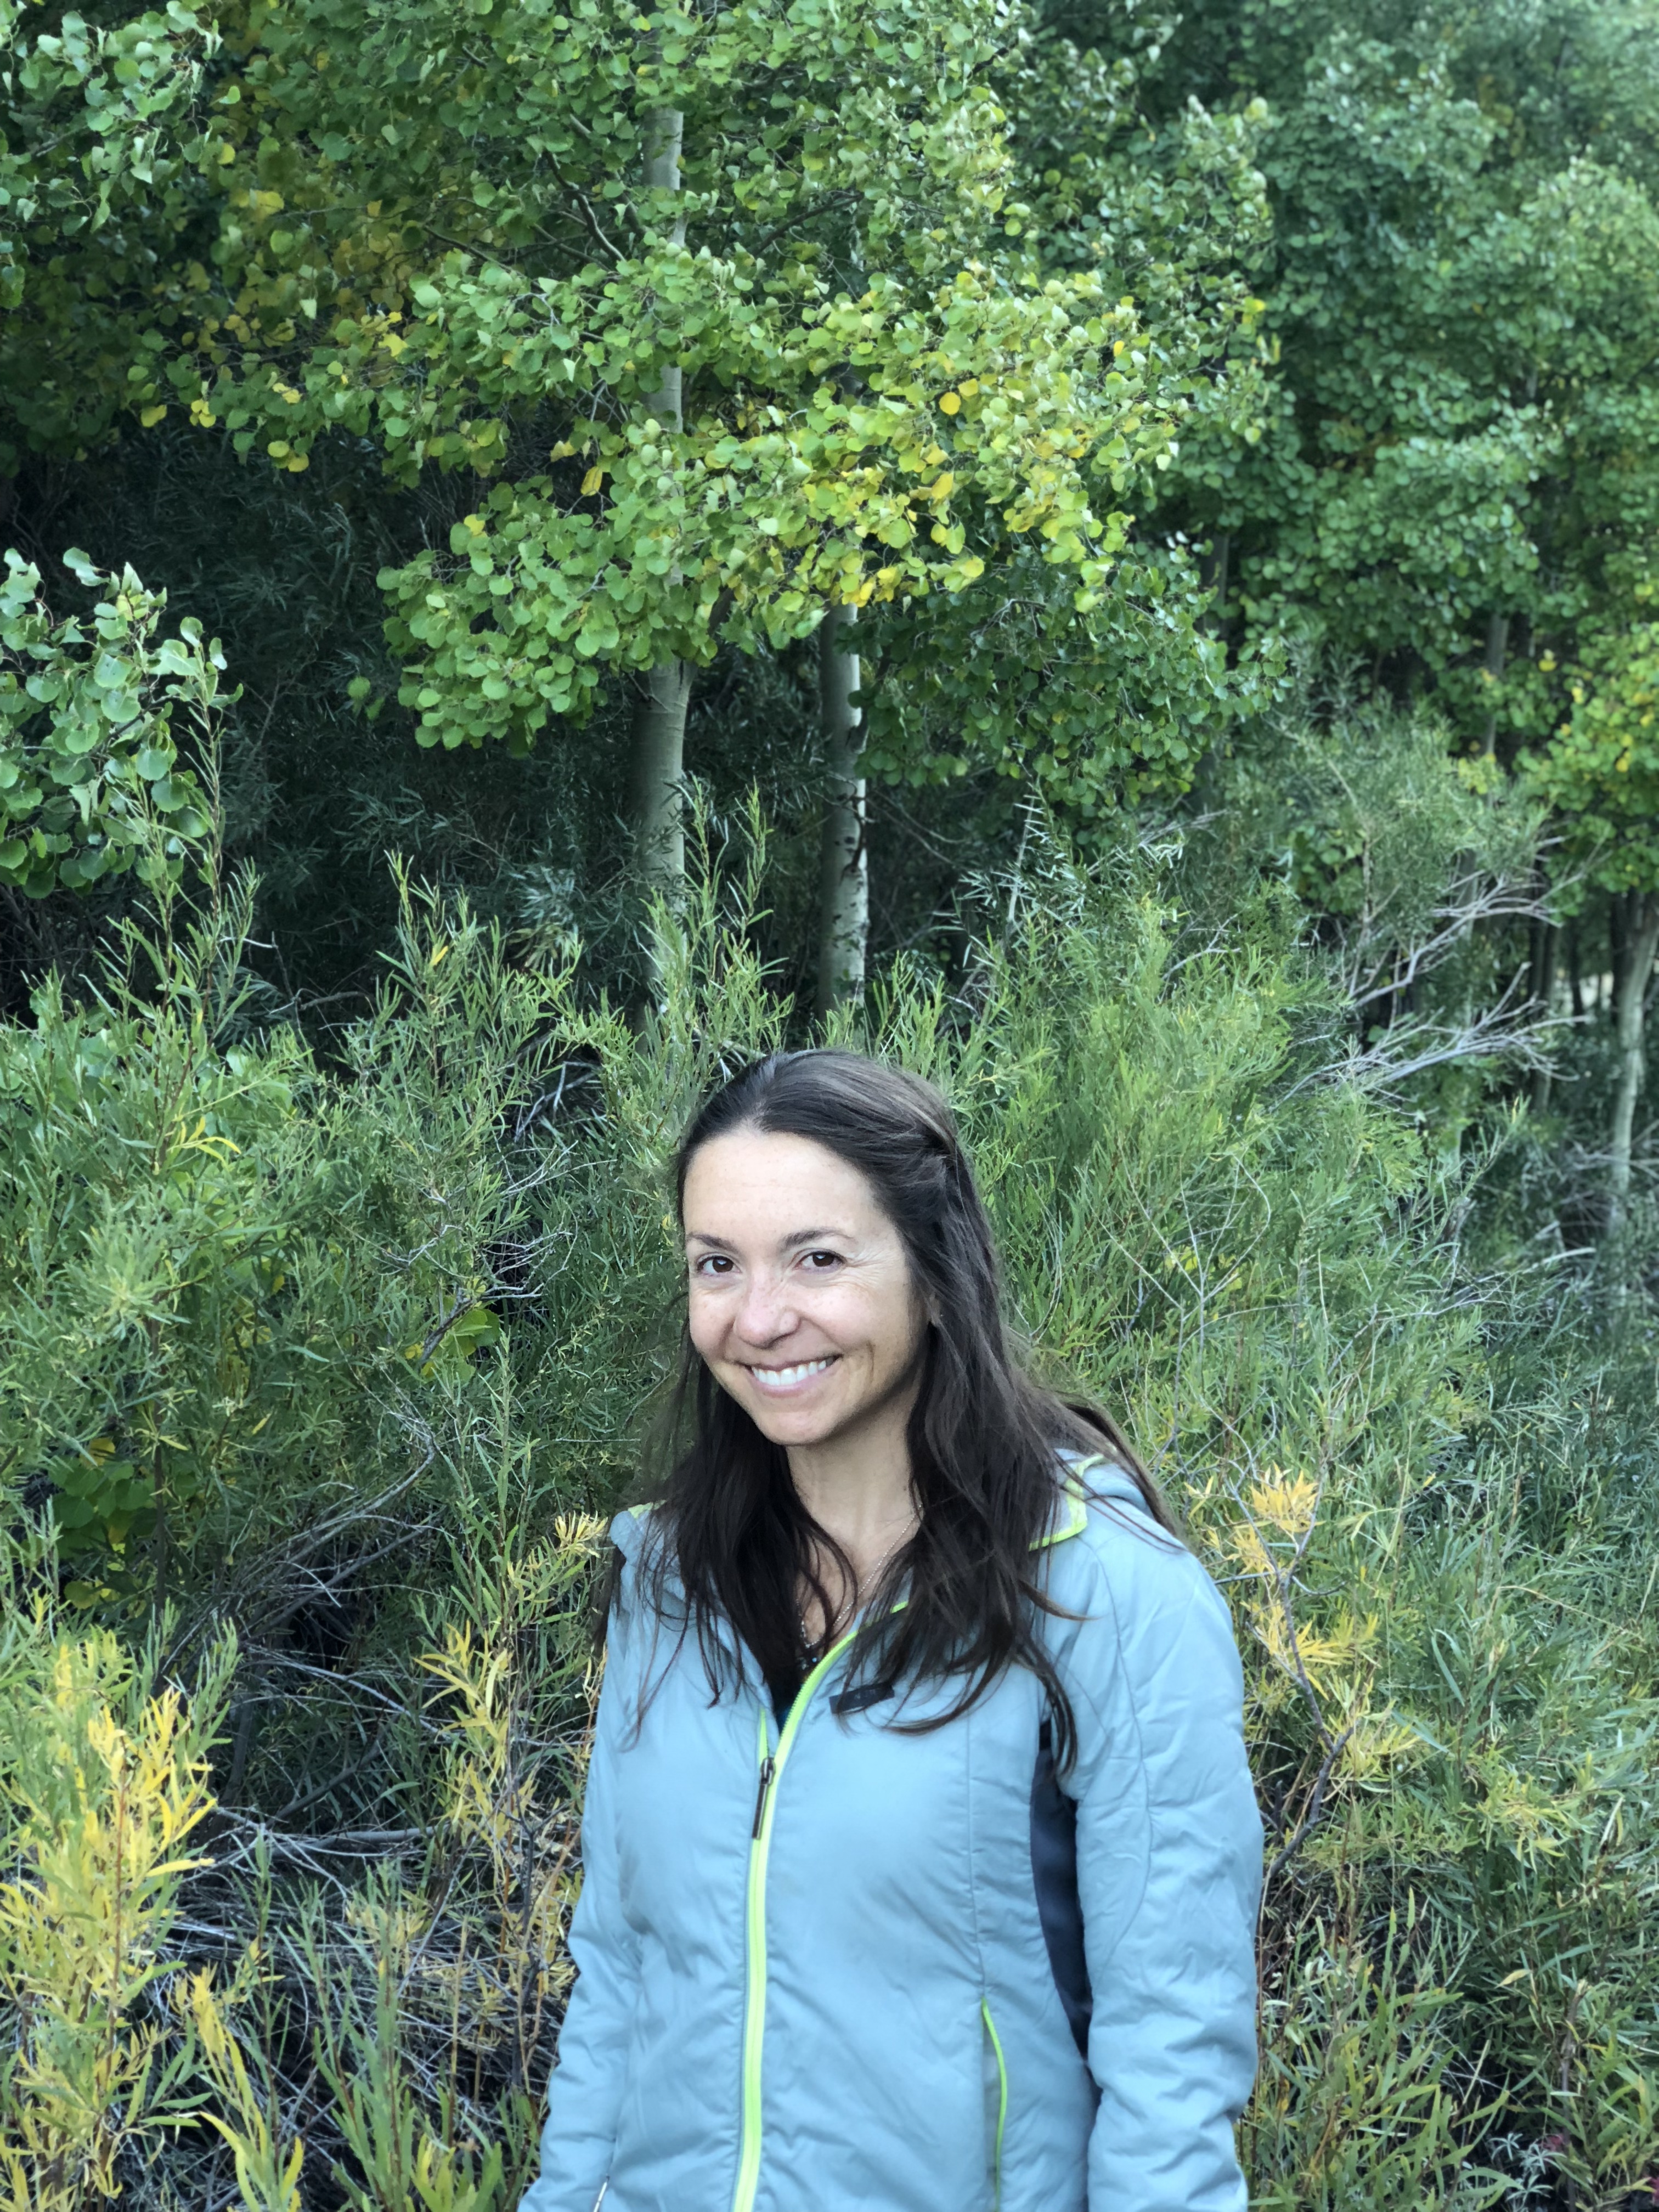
left=517, top=1602, right=642, bottom=2212
left=1063, top=1514, right=1263, bottom=2212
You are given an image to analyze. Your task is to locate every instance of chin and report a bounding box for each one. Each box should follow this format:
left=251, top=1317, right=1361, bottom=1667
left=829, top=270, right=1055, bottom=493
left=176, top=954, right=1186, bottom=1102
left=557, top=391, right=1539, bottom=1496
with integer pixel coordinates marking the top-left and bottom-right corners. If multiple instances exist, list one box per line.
left=747, top=1403, right=838, bottom=1446
left=738, top=1389, right=847, bottom=1446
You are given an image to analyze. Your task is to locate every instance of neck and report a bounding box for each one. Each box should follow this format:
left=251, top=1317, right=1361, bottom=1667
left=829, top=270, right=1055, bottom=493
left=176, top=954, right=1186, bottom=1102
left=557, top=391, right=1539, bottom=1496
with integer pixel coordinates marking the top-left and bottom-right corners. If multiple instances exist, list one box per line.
left=786, top=1386, right=919, bottom=1606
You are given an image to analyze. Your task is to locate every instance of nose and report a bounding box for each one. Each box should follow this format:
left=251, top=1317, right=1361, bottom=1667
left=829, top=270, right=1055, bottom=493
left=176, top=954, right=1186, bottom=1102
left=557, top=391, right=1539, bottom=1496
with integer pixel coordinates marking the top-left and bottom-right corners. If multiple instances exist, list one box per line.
left=732, top=1265, right=798, bottom=1347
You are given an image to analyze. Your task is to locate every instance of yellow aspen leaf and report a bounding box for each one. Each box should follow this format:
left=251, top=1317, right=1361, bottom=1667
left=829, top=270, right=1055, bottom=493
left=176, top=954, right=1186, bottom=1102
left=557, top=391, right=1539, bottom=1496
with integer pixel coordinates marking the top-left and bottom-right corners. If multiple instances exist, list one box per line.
left=464, top=514, right=487, bottom=535
left=581, top=465, right=606, bottom=495
left=140, top=404, right=168, bottom=426
left=938, top=391, right=962, bottom=415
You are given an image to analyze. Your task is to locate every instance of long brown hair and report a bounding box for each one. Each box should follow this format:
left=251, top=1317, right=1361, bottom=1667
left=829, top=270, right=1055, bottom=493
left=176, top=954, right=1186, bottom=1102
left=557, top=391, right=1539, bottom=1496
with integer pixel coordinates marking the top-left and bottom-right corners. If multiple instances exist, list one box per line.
left=627, top=1049, right=1176, bottom=1762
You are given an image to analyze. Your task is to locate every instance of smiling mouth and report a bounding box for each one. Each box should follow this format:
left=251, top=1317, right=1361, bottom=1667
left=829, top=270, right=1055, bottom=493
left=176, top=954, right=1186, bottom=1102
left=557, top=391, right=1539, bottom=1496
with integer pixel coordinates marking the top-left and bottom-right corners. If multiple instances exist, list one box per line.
left=746, top=1356, right=838, bottom=1391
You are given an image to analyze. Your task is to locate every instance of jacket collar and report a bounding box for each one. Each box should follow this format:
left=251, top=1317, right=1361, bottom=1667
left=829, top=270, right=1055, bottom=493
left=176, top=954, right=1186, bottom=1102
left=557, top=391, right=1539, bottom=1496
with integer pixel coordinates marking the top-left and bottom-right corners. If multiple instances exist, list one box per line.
left=1033, top=1455, right=1099, bottom=1549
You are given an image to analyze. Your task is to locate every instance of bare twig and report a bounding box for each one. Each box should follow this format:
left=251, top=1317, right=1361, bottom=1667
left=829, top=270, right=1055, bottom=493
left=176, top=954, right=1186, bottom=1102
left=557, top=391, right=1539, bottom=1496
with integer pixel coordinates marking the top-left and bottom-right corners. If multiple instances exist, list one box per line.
left=1265, top=1723, right=1358, bottom=1886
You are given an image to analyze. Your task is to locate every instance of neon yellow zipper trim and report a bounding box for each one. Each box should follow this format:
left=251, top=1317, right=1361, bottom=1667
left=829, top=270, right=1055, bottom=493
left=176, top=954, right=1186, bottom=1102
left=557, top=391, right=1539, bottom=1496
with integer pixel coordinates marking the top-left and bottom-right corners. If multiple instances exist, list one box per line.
left=981, top=1996, right=1008, bottom=2205
left=732, top=1628, right=860, bottom=2212
left=1032, top=1458, right=1096, bottom=1549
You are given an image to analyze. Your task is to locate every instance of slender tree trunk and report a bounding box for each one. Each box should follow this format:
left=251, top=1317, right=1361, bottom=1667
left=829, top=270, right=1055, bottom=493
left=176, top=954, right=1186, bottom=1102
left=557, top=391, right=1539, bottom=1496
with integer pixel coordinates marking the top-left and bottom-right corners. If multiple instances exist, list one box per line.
left=631, top=103, right=690, bottom=893
left=1530, top=913, right=1558, bottom=1114
left=1609, top=893, right=1629, bottom=1028
left=815, top=602, right=867, bottom=1015
left=1482, top=610, right=1509, bottom=756
left=631, top=659, right=693, bottom=889
left=1609, top=891, right=1659, bottom=1232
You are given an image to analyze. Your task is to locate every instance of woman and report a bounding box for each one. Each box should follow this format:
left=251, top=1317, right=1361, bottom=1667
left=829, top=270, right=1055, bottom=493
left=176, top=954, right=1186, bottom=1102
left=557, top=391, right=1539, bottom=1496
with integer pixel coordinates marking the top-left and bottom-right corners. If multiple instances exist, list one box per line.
left=522, top=1051, right=1261, bottom=2212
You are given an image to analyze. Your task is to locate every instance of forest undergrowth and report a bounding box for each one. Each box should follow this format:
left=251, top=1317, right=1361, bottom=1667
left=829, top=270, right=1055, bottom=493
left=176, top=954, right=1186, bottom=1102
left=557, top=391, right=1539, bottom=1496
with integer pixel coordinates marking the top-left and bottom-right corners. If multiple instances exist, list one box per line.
left=1, top=816, right=1656, bottom=2211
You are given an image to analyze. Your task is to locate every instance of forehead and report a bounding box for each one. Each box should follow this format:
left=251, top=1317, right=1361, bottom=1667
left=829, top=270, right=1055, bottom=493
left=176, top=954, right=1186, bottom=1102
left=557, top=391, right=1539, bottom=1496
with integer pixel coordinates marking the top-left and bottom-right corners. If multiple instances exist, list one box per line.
left=682, top=1128, right=886, bottom=1234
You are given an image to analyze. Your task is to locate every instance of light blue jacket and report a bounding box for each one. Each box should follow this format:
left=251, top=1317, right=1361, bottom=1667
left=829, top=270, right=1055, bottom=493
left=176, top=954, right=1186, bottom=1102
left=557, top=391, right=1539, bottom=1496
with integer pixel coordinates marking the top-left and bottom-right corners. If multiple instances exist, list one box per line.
left=522, top=1463, right=1262, bottom=2212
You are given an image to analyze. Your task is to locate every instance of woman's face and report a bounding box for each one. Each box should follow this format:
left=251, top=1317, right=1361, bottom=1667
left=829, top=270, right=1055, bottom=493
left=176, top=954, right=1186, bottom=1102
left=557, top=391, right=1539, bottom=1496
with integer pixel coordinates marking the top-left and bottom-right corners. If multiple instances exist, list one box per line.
left=682, top=1127, right=929, bottom=1454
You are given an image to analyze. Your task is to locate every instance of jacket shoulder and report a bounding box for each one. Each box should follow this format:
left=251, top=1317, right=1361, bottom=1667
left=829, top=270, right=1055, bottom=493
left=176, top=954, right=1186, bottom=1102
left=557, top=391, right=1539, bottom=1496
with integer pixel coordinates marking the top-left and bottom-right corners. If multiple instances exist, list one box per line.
left=1041, top=1453, right=1189, bottom=1582
left=609, top=1503, right=650, bottom=1559
left=1041, top=1459, right=1241, bottom=1708
left=601, top=1505, right=668, bottom=1667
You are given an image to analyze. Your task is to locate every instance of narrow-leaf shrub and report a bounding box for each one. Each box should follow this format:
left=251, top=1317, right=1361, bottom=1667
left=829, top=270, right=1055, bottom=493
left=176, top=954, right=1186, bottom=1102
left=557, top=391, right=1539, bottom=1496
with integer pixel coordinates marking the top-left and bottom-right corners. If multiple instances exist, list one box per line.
left=0, top=829, right=1654, bottom=2207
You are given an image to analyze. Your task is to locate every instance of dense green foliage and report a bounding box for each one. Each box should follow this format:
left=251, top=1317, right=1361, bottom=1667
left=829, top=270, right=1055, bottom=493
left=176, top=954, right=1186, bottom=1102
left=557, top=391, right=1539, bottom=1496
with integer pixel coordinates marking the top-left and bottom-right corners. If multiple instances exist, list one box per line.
left=0, top=550, right=213, bottom=893
left=5, top=0, right=1659, bottom=2203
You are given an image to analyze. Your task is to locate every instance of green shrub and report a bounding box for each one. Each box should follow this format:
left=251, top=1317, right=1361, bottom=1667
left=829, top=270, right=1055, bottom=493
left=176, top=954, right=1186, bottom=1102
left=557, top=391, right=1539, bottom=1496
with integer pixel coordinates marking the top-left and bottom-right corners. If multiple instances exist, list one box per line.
left=1, top=823, right=1655, bottom=2205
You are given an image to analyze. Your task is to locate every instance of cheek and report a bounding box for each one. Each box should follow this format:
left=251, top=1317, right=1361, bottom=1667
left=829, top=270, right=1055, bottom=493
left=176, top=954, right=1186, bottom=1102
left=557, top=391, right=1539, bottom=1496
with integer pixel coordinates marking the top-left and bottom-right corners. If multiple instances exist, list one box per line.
left=686, top=1289, right=727, bottom=1364
left=835, top=1280, right=927, bottom=1368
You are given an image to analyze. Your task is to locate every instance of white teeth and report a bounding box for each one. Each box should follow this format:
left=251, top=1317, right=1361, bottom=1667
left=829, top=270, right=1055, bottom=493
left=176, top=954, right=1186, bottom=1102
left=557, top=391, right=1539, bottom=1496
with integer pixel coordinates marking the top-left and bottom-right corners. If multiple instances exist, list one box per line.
left=749, top=1357, right=834, bottom=1389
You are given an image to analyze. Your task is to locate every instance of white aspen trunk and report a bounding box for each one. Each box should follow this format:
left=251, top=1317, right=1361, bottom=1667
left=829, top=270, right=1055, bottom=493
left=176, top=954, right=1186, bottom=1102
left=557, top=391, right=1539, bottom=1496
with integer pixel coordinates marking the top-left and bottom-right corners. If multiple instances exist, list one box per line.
left=1609, top=890, right=1659, bottom=1232
left=631, top=103, right=689, bottom=893
left=1530, top=913, right=1558, bottom=1115
left=815, top=602, right=867, bottom=1015
left=630, top=658, right=693, bottom=890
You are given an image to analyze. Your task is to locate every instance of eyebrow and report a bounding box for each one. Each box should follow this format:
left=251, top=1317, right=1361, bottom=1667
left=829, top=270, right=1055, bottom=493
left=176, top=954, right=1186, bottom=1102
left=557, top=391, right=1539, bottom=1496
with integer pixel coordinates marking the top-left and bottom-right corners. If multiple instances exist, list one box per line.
left=684, top=1227, right=848, bottom=1251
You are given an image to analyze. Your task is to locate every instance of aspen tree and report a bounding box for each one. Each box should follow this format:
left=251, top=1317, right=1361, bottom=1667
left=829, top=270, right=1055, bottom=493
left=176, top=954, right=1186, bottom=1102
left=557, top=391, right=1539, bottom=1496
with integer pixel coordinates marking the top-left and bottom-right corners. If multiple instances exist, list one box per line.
left=157, top=0, right=1232, bottom=919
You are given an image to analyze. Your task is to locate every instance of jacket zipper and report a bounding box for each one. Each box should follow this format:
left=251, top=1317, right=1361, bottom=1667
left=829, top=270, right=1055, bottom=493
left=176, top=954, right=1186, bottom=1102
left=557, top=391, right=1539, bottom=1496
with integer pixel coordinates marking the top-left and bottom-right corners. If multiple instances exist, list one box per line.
left=751, top=1752, right=775, bottom=1838
left=728, top=1504, right=1079, bottom=2211
left=731, top=1630, right=859, bottom=2212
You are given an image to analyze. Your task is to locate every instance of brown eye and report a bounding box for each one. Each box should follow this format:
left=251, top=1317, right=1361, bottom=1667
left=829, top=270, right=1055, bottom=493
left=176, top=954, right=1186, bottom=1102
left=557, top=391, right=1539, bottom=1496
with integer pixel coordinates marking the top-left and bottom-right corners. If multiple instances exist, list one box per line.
left=802, top=1249, right=842, bottom=1271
